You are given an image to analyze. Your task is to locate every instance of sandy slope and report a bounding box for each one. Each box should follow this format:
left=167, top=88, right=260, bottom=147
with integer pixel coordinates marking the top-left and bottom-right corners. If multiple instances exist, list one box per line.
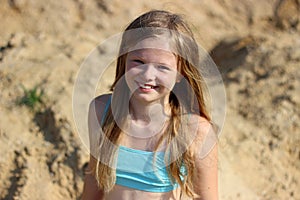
left=0, top=0, right=299, bottom=199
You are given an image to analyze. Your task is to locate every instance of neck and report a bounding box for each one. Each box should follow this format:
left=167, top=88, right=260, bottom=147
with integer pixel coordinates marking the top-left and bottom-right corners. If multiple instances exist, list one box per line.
left=121, top=97, right=171, bottom=139
left=129, top=98, right=171, bottom=125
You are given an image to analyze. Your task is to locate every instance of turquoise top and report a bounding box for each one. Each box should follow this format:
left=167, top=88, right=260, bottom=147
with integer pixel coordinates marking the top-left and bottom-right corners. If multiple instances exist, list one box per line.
left=116, top=145, right=186, bottom=192
left=101, top=95, right=186, bottom=192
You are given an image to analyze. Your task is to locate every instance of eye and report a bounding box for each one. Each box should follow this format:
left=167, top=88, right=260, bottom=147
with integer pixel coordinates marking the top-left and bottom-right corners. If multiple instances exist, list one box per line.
left=157, top=65, right=170, bottom=71
left=132, top=59, right=144, bottom=64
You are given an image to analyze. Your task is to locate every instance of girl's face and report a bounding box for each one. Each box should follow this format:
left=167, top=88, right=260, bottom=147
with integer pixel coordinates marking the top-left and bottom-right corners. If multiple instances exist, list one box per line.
left=125, top=37, right=179, bottom=104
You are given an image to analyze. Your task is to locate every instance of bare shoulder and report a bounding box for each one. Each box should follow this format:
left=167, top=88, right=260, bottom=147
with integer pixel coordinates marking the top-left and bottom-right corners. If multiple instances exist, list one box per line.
left=89, top=93, right=112, bottom=122
left=187, top=114, right=213, bottom=138
left=198, top=116, right=213, bottom=134
left=94, top=93, right=111, bottom=102
left=187, top=115, right=217, bottom=159
left=91, top=93, right=112, bottom=110
left=88, top=94, right=112, bottom=158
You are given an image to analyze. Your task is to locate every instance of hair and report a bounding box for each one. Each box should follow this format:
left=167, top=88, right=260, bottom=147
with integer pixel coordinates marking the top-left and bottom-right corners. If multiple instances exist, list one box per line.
left=91, top=10, right=211, bottom=198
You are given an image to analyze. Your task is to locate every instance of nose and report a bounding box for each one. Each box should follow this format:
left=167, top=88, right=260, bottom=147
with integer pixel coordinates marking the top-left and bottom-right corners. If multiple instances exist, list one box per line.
left=140, top=64, right=157, bottom=81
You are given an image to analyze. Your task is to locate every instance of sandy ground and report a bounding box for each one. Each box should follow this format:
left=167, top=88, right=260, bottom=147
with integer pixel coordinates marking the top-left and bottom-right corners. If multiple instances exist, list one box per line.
left=0, top=0, right=299, bottom=199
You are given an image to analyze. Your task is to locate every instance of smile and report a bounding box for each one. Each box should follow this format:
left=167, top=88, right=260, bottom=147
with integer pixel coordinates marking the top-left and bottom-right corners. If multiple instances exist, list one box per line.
left=137, top=82, right=159, bottom=90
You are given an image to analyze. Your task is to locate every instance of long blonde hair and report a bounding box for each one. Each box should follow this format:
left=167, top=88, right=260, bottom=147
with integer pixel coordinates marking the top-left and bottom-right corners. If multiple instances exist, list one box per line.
left=92, top=10, right=211, bottom=198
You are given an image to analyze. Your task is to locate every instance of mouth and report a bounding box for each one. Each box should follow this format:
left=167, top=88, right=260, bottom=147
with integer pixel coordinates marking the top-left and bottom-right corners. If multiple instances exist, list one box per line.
left=137, top=82, right=159, bottom=90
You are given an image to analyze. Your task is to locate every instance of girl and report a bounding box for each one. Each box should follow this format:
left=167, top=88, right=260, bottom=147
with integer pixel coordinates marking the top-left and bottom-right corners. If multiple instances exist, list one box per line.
left=82, top=10, right=218, bottom=200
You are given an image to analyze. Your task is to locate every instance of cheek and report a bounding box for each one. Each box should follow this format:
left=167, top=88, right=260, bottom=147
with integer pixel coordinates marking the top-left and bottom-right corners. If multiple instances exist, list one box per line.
left=125, top=66, right=140, bottom=80
left=124, top=69, right=133, bottom=86
left=125, top=65, right=142, bottom=91
left=158, top=72, right=178, bottom=90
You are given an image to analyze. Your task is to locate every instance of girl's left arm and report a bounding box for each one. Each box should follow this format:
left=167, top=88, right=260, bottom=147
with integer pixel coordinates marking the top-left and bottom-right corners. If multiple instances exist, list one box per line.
left=191, top=119, right=219, bottom=200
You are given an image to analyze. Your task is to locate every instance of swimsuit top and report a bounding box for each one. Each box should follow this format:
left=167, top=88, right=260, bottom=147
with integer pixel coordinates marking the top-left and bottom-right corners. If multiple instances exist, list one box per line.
left=101, top=95, right=186, bottom=192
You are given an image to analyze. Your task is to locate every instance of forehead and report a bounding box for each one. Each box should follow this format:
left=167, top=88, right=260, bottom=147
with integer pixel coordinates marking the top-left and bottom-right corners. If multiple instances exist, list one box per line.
left=127, top=48, right=177, bottom=65
left=128, top=36, right=175, bottom=53
left=127, top=37, right=177, bottom=64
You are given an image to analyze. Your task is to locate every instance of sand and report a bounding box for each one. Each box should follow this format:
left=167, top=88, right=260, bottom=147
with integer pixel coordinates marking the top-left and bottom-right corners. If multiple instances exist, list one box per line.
left=0, top=0, right=299, bottom=199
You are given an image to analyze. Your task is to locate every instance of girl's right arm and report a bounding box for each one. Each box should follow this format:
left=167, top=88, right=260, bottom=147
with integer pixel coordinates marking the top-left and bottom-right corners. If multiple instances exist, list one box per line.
left=81, top=156, right=104, bottom=200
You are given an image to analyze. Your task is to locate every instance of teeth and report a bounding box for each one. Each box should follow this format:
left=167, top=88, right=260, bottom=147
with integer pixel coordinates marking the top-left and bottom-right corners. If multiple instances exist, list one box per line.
left=139, top=83, right=155, bottom=89
left=141, top=85, right=152, bottom=89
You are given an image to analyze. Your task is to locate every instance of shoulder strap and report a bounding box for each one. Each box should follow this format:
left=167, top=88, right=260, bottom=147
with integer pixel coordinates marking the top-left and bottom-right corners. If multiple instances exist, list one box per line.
left=101, top=95, right=112, bottom=126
